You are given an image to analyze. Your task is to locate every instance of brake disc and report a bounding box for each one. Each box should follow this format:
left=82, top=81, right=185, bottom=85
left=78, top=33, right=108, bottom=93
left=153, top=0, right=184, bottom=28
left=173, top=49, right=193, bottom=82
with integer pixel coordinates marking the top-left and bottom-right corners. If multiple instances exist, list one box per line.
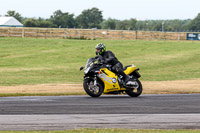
left=89, top=82, right=99, bottom=93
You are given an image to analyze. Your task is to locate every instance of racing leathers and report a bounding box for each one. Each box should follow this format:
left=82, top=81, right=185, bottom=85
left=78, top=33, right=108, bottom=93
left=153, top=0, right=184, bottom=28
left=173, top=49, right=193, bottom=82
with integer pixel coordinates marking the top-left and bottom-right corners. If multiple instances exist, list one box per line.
left=100, top=50, right=130, bottom=83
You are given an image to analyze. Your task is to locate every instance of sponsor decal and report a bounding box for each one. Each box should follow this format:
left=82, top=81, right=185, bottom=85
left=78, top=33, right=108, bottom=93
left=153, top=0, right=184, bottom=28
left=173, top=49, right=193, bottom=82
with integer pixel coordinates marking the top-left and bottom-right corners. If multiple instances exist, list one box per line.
left=187, top=33, right=200, bottom=40
left=98, top=73, right=113, bottom=84
left=112, top=78, right=117, bottom=83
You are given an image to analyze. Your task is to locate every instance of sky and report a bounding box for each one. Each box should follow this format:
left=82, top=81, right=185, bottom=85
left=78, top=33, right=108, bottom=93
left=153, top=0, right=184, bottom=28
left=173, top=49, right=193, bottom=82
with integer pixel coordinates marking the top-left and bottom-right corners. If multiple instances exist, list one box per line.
left=0, top=0, right=200, bottom=20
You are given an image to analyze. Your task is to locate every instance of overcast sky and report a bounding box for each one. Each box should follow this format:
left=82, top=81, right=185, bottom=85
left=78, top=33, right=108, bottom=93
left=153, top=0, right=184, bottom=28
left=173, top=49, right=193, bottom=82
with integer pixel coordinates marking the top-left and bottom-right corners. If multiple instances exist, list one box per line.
left=0, top=0, right=200, bottom=20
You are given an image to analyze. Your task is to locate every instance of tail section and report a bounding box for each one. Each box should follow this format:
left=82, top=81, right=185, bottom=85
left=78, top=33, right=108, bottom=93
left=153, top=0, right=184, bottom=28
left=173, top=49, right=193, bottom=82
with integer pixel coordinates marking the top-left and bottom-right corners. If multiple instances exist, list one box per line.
left=124, top=64, right=137, bottom=75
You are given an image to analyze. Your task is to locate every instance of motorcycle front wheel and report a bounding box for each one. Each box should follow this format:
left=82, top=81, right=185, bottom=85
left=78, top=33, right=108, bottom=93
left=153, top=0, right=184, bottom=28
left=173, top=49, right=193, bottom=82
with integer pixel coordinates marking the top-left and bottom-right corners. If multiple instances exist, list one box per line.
left=83, top=78, right=104, bottom=97
left=125, top=79, right=143, bottom=97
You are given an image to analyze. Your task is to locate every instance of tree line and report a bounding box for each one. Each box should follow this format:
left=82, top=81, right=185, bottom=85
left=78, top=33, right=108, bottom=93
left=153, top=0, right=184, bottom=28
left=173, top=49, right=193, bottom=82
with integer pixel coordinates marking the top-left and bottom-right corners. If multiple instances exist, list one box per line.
left=1, top=8, right=200, bottom=32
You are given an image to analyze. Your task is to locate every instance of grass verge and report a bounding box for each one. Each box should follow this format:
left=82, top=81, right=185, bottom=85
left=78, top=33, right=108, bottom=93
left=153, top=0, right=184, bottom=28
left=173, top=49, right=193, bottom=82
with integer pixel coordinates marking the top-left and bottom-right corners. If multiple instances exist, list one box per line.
left=1, top=78, right=200, bottom=97
left=1, top=38, right=200, bottom=96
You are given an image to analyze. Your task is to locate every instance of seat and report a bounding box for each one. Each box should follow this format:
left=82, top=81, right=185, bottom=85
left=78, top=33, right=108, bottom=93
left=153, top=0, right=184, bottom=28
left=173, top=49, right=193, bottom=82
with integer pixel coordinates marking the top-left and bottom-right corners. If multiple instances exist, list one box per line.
left=123, top=65, right=132, bottom=71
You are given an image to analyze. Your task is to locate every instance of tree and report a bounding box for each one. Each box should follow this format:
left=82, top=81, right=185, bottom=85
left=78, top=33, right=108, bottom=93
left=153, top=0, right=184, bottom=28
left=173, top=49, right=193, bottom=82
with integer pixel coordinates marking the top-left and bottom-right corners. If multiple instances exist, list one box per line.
left=152, top=23, right=162, bottom=31
left=50, top=10, right=76, bottom=28
left=37, top=17, right=56, bottom=28
left=181, top=19, right=191, bottom=31
left=116, top=20, right=129, bottom=30
left=127, top=18, right=137, bottom=30
left=24, top=18, right=38, bottom=27
left=76, top=7, right=103, bottom=28
left=115, top=19, right=137, bottom=30
left=39, top=20, right=56, bottom=28
left=101, top=18, right=118, bottom=29
left=5, top=10, right=23, bottom=22
left=187, top=13, right=200, bottom=31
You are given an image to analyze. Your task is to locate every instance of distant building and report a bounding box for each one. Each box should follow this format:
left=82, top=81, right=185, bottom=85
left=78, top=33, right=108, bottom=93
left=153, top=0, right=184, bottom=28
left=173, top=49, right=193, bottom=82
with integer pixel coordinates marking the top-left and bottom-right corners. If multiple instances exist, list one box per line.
left=0, top=17, right=23, bottom=27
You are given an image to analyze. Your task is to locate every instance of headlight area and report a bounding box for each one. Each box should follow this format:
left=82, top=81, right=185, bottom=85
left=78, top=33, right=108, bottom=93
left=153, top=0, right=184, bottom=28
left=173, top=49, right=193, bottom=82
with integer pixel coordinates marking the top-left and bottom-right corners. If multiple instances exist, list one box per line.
left=84, top=67, right=90, bottom=74
left=95, top=70, right=101, bottom=74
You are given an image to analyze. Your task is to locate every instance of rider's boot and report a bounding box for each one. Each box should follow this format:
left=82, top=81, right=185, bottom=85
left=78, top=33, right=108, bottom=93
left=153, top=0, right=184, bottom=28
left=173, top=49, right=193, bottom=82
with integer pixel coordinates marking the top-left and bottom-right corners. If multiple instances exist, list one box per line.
left=117, top=69, right=130, bottom=84
left=124, top=75, right=130, bottom=83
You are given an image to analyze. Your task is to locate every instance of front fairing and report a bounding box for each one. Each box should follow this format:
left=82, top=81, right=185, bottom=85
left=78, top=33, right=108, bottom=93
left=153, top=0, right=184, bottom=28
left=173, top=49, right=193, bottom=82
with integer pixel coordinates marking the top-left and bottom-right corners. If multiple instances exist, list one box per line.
left=85, top=58, right=95, bottom=68
left=97, top=67, right=122, bottom=93
left=84, top=58, right=98, bottom=75
left=83, top=58, right=123, bottom=93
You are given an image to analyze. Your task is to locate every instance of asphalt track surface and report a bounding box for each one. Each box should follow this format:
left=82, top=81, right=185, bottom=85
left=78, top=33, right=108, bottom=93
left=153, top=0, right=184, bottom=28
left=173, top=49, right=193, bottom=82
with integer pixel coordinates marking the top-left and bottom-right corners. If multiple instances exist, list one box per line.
left=0, top=94, right=200, bottom=130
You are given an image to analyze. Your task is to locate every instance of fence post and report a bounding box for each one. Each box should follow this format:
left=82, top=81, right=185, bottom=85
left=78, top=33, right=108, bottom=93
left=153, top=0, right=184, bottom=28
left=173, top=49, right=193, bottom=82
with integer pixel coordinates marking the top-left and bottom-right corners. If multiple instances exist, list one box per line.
left=135, top=30, right=137, bottom=40
left=22, top=28, right=24, bottom=38
left=49, top=29, right=51, bottom=39
left=149, top=31, right=151, bottom=40
left=78, top=30, right=81, bottom=39
left=121, top=31, right=123, bottom=40
left=36, top=29, right=38, bottom=38
left=164, top=31, right=166, bottom=40
left=45, top=29, right=47, bottom=39
left=93, top=30, right=95, bottom=40
left=8, top=28, right=10, bottom=37
left=107, top=30, right=109, bottom=40
left=64, top=29, right=67, bottom=39
left=178, top=32, right=180, bottom=41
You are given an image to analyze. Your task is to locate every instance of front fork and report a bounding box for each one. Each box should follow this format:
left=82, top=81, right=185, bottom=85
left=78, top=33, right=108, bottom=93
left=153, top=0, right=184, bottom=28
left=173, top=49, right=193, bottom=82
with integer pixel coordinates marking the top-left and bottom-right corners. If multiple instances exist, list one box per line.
left=93, top=76, right=100, bottom=93
left=84, top=75, right=99, bottom=90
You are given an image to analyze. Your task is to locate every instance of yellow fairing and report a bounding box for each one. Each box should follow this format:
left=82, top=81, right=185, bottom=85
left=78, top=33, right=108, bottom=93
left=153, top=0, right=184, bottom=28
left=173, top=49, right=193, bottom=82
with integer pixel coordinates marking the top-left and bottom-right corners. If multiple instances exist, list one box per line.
left=98, top=68, right=121, bottom=93
left=98, top=65, right=137, bottom=93
left=124, top=65, right=137, bottom=75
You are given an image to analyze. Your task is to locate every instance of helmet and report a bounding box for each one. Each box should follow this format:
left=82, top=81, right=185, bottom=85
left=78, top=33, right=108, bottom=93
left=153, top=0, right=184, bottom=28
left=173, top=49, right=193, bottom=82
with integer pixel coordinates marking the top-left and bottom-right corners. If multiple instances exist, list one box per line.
left=95, top=43, right=106, bottom=55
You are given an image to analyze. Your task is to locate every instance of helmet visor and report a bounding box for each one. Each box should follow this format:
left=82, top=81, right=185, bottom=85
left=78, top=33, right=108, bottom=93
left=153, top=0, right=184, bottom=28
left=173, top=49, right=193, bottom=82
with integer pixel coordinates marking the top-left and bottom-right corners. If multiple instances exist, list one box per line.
left=96, top=48, right=101, bottom=53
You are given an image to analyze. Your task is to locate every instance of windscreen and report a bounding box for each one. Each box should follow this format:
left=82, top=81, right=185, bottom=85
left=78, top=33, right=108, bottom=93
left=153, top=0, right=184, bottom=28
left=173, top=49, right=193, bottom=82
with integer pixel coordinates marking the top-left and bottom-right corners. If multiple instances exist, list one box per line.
left=85, top=58, right=95, bottom=68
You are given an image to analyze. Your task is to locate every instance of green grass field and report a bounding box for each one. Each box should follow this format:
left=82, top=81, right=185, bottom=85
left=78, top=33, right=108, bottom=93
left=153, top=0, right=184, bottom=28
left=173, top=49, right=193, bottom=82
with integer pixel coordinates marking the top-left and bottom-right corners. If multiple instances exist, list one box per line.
left=0, top=37, right=200, bottom=86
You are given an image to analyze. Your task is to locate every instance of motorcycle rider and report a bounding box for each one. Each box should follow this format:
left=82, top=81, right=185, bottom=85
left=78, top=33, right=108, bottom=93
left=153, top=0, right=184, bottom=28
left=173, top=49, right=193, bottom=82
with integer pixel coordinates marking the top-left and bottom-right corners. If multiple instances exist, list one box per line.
left=95, top=43, right=130, bottom=84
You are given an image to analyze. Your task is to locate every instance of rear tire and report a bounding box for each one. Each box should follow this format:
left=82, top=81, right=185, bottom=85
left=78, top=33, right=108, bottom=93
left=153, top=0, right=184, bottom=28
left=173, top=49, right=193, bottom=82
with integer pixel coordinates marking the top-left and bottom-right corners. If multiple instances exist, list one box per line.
left=125, top=79, right=142, bottom=97
left=83, top=78, right=104, bottom=97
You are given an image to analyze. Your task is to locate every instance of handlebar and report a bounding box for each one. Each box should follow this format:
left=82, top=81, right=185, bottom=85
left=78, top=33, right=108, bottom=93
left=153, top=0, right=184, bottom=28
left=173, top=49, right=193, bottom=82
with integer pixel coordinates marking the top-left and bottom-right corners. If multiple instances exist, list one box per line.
left=94, top=55, right=111, bottom=68
left=95, top=55, right=103, bottom=61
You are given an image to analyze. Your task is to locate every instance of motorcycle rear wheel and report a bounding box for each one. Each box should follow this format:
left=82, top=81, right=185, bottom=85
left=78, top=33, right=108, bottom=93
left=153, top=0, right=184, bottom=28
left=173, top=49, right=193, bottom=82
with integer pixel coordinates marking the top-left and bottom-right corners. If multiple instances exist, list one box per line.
left=125, top=79, right=143, bottom=97
left=83, top=78, right=104, bottom=97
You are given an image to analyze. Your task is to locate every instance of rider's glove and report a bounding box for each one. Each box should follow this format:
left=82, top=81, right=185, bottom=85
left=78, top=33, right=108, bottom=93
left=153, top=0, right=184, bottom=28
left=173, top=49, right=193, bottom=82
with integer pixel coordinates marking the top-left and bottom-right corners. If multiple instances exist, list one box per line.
left=95, top=55, right=100, bottom=59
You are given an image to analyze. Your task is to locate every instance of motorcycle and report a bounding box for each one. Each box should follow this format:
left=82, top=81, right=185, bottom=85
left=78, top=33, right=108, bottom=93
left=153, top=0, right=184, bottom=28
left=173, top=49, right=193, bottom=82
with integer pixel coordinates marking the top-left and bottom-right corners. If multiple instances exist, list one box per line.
left=80, top=55, right=142, bottom=97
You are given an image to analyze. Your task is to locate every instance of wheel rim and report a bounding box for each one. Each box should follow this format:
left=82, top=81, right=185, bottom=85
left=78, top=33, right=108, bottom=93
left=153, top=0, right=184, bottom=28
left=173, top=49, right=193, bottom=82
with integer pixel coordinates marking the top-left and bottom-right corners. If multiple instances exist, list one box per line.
left=129, top=81, right=141, bottom=94
left=88, top=81, right=100, bottom=94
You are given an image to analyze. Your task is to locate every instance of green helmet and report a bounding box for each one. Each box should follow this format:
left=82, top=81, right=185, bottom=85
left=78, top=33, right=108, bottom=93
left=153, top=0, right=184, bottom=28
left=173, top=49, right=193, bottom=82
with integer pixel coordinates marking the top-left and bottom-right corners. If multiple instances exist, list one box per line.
left=95, top=43, right=106, bottom=55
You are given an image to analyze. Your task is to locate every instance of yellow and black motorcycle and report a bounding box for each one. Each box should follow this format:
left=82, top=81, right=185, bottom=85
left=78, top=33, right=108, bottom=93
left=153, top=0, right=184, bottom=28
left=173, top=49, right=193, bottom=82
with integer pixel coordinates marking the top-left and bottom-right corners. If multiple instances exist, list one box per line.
left=80, top=56, right=142, bottom=97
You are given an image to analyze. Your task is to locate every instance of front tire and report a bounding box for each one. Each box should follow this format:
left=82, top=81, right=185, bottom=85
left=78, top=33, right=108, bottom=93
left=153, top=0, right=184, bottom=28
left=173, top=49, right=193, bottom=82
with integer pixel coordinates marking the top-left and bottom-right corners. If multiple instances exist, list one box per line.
left=125, top=79, right=143, bottom=97
left=83, top=78, right=104, bottom=97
